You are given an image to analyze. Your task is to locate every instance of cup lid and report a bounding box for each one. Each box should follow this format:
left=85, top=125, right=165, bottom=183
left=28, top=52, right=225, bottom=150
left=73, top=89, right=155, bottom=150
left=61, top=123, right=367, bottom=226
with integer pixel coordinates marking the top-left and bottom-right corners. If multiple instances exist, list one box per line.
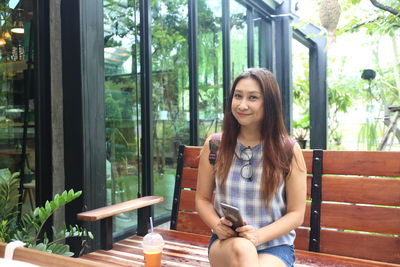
left=142, top=232, right=164, bottom=249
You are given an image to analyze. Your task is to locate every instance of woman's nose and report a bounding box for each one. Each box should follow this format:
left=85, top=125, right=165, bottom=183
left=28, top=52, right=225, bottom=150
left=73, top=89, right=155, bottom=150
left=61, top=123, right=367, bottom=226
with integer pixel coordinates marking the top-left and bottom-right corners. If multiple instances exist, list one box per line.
left=238, top=100, right=248, bottom=110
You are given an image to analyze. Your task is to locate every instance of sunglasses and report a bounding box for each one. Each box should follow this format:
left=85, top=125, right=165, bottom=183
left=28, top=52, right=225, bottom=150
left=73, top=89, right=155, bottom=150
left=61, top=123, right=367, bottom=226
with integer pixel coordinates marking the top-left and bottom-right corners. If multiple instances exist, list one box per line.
left=240, top=147, right=253, bottom=181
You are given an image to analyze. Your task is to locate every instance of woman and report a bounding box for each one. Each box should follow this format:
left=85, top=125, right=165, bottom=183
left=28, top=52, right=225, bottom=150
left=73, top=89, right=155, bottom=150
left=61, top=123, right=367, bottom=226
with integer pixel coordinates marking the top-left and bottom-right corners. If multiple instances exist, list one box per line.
left=195, top=68, right=307, bottom=267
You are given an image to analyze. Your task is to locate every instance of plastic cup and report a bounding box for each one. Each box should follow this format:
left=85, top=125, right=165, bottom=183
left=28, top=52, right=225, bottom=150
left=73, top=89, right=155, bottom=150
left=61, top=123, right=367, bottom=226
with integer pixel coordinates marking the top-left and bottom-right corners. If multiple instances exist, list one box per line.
left=142, top=232, right=164, bottom=267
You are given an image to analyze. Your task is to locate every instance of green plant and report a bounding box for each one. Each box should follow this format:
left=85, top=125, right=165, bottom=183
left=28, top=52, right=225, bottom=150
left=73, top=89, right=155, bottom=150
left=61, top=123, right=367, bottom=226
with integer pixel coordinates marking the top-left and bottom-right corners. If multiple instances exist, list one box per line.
left=293, top=115, right=310, bottom=141
left=0, top=169, right=93, bottom=256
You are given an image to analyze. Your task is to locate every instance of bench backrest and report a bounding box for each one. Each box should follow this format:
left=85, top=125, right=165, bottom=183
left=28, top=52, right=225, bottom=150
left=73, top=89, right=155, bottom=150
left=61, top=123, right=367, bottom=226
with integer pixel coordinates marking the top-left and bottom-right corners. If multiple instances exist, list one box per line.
left=171, top=145, right=400, bottom=264
left=302, top=150, right=400, bottom=264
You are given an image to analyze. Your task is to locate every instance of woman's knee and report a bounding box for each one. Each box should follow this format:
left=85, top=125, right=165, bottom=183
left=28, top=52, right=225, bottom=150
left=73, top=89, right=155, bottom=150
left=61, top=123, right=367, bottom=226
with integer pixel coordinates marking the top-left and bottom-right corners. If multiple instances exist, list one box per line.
left=230, top=238, right=257, bottom=260
left=209, top=238, right=258, bottom=267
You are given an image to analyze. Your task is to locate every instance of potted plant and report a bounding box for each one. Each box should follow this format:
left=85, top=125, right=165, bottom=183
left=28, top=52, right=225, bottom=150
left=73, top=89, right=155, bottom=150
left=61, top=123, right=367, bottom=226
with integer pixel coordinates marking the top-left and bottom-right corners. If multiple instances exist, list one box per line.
left=0, top=169, right=93, bottom=256
left=293, top=116, right=310, bottom=149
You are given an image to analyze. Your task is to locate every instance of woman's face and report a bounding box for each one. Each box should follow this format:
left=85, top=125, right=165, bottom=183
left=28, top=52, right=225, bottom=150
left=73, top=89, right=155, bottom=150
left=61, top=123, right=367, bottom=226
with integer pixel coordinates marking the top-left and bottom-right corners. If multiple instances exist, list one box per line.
left=231, top=77, right=264, bottom=129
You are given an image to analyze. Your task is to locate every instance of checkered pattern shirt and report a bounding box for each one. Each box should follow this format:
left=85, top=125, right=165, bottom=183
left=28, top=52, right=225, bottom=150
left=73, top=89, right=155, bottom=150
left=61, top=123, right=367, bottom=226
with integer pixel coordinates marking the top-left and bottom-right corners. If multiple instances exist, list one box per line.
left=214, top=141, right=295, bottom=250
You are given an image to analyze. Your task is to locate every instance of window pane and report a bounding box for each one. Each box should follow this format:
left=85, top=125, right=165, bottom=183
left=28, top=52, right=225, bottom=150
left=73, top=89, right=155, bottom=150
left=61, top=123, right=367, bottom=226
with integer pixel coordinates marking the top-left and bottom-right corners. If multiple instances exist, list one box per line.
left=230, top=0, right=247, bottom=80
left=254, top=16, right=259, bottom=68
left=292, top=39, right=310, bottom=148
left=0, top=2, right=35, bottom=214
left=198, top=0, right=223, bottom=143
left=104, top=0, right=141, bottom=234
left=151, top=0, right=189, bottom=221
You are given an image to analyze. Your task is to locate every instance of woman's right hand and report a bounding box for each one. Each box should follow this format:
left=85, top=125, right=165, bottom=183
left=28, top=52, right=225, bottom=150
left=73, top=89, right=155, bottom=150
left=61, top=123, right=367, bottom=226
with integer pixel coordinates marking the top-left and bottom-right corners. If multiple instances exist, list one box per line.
left=213, top=217, right=237, bottom=240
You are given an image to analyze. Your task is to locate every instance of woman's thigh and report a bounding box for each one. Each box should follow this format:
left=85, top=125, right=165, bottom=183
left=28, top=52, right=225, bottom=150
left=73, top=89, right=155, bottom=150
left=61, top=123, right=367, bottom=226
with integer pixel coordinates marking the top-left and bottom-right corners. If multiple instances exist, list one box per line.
left=209, top=237, right=258, bottom=267
left=258, top=245, right=295, bottom=267
left=258, top=254, right=287, bottom=267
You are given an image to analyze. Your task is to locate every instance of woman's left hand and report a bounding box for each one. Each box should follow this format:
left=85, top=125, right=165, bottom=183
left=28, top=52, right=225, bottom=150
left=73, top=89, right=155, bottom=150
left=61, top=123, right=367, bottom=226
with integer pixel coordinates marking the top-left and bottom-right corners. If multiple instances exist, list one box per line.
left=235, top=221, right=260, bottom=246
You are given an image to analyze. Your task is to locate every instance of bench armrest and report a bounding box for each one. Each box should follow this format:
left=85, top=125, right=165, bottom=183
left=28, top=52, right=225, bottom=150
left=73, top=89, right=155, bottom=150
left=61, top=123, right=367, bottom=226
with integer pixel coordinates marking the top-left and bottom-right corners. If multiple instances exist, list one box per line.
left=77, top=196, right=164, bottom=250
left=77, top=196, right=164, bottom=221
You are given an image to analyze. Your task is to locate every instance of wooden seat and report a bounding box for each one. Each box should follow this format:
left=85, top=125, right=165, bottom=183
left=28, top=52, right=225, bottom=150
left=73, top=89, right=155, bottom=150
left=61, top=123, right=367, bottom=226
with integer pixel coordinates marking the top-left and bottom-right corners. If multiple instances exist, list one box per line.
left=76, top=146, right=400, bottom=266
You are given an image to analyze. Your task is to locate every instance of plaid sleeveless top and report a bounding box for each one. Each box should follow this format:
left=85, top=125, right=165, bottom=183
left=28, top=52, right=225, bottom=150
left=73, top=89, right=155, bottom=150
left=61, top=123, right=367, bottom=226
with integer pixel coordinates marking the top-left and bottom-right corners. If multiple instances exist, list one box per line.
left=213, top=138, right=295, bottom=250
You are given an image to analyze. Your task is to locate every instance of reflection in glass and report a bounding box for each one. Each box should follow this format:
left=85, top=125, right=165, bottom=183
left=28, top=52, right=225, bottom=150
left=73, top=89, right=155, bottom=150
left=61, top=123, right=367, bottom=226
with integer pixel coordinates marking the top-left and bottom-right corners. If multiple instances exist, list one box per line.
left=151, top=0, right=189, bottom=221
left=103, top=0, right=141, bottom=234
left=230, top=0, right=247, bottom=81
left=198, top=0, right=223, bottom=143
left=0, top=1, right=35, bottom=214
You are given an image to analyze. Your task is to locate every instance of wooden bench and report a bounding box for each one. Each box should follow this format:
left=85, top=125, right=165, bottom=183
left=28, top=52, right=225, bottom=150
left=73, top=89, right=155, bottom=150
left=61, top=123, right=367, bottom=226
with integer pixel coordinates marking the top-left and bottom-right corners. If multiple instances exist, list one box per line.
left=76, top=146, right=400, bottom=266
left=171, top=146, right=400, bottom=266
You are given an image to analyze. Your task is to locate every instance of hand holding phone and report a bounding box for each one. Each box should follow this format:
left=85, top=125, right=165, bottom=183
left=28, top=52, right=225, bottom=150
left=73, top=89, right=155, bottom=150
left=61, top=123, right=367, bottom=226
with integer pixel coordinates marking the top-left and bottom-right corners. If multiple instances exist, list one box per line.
left=220, top=203, right=244, bottom=230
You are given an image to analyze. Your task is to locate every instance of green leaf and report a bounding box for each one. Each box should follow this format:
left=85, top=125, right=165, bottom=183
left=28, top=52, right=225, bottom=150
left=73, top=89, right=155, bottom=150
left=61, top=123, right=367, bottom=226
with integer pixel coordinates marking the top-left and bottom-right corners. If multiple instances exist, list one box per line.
left=33, top=243, right=48, bottom=252
left=45, top=201, right=52, bottom=213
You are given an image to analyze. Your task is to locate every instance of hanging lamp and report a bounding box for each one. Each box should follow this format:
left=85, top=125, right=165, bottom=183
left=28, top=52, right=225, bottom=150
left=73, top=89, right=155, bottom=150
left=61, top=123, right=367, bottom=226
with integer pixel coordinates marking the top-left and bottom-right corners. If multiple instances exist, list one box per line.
left=11, top=8, right=23, bottom=34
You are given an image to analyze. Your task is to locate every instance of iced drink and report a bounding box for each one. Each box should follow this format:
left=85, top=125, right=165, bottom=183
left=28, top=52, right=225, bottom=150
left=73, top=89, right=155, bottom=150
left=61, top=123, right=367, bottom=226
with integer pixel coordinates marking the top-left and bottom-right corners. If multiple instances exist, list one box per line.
left=142, top=232, right=164, bottom=267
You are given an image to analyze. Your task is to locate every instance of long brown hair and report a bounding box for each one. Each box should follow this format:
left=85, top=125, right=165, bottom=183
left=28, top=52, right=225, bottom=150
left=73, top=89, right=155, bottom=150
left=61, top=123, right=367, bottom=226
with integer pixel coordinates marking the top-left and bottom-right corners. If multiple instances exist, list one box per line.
left=215, top=68, right=294, bottom=206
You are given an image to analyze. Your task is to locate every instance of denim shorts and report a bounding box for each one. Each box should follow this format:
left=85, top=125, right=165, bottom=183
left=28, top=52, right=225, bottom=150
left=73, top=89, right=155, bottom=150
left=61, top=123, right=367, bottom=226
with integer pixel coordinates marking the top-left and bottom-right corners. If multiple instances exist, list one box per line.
left=208, top=234, right=295, bottom=267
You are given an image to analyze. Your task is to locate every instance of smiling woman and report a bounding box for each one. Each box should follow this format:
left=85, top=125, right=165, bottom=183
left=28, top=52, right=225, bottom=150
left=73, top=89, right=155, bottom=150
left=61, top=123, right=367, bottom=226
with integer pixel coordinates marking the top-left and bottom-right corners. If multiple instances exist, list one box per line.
left=196, top=68, right=307, bottom=267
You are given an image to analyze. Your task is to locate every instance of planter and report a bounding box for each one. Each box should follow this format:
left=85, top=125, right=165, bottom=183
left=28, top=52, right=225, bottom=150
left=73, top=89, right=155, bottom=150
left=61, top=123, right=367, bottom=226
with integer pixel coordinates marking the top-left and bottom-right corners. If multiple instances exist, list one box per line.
left=297, top=139, right=307, bottom=149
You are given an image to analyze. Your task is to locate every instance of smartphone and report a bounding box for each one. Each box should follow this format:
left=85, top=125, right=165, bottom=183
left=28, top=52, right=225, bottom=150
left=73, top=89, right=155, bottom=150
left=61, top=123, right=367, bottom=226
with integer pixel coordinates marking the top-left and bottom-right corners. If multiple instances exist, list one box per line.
left=220, top=203, right=244, bottom=230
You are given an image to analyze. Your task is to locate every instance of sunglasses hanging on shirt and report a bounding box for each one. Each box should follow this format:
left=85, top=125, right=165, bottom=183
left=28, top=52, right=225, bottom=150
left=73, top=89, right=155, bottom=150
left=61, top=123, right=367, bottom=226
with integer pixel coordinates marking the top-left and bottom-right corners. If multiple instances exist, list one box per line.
left=240, top=146, right=253, bottom=181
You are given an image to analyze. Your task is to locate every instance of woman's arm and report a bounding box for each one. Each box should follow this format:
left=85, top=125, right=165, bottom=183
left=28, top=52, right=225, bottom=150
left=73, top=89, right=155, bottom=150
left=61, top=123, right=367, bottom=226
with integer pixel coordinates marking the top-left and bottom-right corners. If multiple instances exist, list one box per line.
left=237, top=142, right=307, bottom=245
left=195, top=136, right=236, bottom=239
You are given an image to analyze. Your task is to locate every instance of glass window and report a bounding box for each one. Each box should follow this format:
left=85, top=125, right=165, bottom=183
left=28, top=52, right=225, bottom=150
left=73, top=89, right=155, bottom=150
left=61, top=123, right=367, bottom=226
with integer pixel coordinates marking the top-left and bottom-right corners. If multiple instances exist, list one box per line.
left=151, top=0, right=189, bottom=221
left=198, top=0, right=223, bottom=143
left=292, top=38, right=310, bottom=149
left=103, top=0, right=141, bottom=234
left=254, top=15, right=259, bottom=68
left=0, top=1, right=35, bottom=213
left=230, top=0, right=247, bottom=80
left=253, top=12, right=272, bottom=70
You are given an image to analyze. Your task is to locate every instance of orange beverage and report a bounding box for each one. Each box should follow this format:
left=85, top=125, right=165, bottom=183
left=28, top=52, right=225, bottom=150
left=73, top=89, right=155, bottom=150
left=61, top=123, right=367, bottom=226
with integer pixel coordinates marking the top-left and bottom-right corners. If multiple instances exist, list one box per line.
left=144, top=250, right=162, bottom=267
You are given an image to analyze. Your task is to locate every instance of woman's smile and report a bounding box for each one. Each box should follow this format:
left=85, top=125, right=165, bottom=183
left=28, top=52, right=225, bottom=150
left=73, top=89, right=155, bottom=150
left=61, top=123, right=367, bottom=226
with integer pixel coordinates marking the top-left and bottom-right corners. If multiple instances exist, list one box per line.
left=237, top=112, right=251, bottom=117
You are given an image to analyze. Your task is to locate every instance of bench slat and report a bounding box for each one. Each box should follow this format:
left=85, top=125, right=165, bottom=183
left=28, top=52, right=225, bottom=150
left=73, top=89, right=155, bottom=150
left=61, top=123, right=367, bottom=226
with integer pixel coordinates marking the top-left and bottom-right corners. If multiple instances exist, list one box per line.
left=323, top=151, right=400, bottom=177
left=302, top=150, right=313, bottom=174
left=155, top=228, right=210, bottom=247
left=181, top=167, right=198, bottom=189
left=294, top=227, right=310, bottom=250
left=320, top=203, right=400, bottom=234
left=179, top=190, right=313, bottom=228
left=296, top=250, right=400, bottom=267
left=322, top=176, right=400, bottom=206
left=319, top=229, right=400, bottom=264
left=183, top=146, right=201, bottom=168
left=306, top=176, right=312, bottom=199
left=303, top=202, right=311, bottom=227
left=176, top=212, right=212, bottom=236
left=179, top=189, right=196, bottom=211
left=0, top=242, right=102, bottom=267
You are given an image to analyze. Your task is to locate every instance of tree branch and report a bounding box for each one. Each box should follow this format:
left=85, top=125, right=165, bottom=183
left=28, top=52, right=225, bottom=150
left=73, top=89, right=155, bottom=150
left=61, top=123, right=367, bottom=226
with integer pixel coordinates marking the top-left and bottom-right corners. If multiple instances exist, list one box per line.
left=348, top=16, right=383, bottom=31
left=370, top=0, right=399, bottom=16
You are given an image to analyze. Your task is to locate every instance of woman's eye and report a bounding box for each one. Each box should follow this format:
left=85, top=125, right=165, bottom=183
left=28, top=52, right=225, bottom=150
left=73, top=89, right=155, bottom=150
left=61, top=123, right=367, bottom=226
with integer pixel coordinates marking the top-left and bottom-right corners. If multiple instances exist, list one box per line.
left=234, top=94, right=242, bottom=99
left=249, top=96, right=258, bottom=100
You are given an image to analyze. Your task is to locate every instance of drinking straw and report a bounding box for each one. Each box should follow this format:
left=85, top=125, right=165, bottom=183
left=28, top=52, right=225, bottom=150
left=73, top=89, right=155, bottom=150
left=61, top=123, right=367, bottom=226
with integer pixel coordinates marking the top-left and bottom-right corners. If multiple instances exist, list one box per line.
left=150, top=217, right=154, bottom=233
